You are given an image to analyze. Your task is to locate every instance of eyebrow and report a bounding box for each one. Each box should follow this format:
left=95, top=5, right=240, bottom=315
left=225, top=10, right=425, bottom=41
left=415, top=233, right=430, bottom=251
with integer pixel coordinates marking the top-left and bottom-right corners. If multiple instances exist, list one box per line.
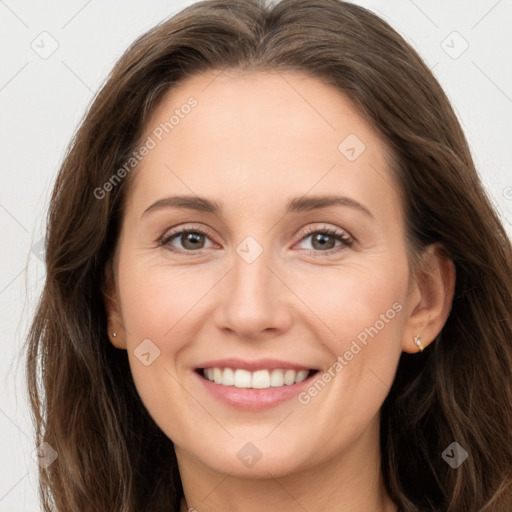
left=141, top=194, right=374, bottom=219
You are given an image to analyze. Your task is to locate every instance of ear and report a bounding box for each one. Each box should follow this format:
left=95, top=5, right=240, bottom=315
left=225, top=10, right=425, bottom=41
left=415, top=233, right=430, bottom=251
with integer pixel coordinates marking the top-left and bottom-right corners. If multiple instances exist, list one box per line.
left=402, top=243, right=456, bottom=353
left=102, top=258, right=127, bottom=350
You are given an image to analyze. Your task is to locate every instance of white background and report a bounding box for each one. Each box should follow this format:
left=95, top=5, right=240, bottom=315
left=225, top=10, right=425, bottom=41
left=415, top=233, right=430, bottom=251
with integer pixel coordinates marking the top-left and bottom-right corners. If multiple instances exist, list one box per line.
left=1, top=0, right=511, bottom=510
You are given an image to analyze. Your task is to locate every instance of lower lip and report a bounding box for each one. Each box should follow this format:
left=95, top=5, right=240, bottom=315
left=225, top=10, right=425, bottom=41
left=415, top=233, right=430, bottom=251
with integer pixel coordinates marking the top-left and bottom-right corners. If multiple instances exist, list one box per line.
left=195, top=370, right=316, bottom=411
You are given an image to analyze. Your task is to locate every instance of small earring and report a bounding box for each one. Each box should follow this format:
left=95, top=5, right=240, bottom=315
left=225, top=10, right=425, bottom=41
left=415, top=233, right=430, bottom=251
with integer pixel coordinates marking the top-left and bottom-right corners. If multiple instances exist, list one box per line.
left=112, top=332, right=117, bottom=338
left=413, top=335, right=423, bottom=352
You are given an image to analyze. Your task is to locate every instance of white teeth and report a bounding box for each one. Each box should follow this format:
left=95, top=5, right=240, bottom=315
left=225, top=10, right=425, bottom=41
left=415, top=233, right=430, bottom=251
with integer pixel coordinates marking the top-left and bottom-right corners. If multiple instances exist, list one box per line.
left=270, top=369, right=284, bottom=387
left=223, top=367, right=234, bottom=386
left=234, top=369, right=252, bottom=388
left=284, top=369, right=296, bottom=385
left=295, top=370, right=309, bottom=384
left=213, top=367, right=223, bottom=384
left=251, top=370, right=270, bottom=389
left=202, top=367, right=312, bottom=389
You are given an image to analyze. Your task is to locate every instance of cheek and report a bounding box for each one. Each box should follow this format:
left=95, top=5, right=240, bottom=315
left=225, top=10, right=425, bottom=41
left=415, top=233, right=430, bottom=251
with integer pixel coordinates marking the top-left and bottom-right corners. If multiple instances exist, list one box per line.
left=290, top=258, right=407, bottom=347
left=285, top=267, right=406, bottom=454
left=116, top=257, right=210, bottom=440
left=118, top=257, right=209, bottom=344
left=288, top=259, right=407, bottom=412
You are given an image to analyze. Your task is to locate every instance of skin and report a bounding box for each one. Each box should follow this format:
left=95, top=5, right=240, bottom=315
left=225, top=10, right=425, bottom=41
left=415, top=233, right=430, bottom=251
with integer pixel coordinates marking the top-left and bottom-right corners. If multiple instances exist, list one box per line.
left=104, top=69, right=455, bottom=512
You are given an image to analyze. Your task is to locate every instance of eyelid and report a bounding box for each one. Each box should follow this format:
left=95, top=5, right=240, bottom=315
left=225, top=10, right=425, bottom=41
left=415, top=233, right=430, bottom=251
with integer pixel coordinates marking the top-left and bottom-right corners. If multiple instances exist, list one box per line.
left=294, top=224, right=353, bottom=244
left=159, top=223, right=218, bottom=247
left=159, top=222, right=354, bottom=255
left=292, top=224, right=354, bottom=255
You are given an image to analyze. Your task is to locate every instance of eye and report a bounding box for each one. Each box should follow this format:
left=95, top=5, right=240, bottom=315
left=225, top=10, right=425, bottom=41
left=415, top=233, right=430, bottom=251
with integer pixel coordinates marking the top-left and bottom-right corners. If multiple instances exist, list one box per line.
left=294, top=225, right=353, bottom=255
left=159, top=224, right=353, bottom=256
left=160, top=227, right=216, bottom=253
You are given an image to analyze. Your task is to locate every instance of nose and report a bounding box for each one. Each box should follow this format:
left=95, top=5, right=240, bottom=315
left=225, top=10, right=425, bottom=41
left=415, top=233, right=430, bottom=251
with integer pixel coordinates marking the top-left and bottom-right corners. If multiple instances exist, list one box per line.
left=213, top=244, right=293, bottom=340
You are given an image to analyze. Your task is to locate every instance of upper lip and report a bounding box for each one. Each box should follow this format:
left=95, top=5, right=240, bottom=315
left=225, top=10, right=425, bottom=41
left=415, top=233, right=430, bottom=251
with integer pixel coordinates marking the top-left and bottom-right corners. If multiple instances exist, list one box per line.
left=196, top=358, right=316, bottom=372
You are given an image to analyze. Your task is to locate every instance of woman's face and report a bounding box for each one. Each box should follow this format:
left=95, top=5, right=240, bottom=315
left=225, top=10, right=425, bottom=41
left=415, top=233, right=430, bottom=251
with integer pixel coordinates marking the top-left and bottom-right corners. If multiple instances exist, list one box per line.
left=107, top=70, right=426, bottom=477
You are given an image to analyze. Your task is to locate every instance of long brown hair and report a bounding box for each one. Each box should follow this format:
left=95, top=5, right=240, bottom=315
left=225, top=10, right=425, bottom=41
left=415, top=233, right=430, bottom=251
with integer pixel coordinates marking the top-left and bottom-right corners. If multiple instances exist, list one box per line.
left=25, top=0, right=512, bottom=510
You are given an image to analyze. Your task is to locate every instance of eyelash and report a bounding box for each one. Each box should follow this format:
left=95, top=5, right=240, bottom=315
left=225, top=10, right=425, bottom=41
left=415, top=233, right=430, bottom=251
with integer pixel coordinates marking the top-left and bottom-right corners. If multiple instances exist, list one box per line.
left=159, top=224, right=353, bottom=257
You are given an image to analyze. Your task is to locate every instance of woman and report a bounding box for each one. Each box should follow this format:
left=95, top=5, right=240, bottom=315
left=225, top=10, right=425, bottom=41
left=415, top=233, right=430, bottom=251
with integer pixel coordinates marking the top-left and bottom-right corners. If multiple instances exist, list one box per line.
left=25, top=0, right=512, bottom=510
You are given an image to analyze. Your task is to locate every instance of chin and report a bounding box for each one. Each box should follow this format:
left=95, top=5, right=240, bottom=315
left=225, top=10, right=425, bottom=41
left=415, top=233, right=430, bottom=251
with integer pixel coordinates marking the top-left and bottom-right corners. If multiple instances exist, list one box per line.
left=182, top=435, right=315, bottom=479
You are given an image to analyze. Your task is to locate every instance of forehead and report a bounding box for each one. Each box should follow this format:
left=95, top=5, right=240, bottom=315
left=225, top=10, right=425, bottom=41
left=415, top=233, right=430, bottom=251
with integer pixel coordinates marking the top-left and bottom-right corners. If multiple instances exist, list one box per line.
left=125, top=69, right=400, bottom=218
left=143, top=68, right=388, bottom=157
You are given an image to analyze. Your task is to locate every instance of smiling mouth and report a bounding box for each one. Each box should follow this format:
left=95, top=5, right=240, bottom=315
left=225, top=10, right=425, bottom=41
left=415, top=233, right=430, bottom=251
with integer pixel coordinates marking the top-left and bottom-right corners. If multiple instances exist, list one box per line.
left=196, top=367, right=319, bottom=389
